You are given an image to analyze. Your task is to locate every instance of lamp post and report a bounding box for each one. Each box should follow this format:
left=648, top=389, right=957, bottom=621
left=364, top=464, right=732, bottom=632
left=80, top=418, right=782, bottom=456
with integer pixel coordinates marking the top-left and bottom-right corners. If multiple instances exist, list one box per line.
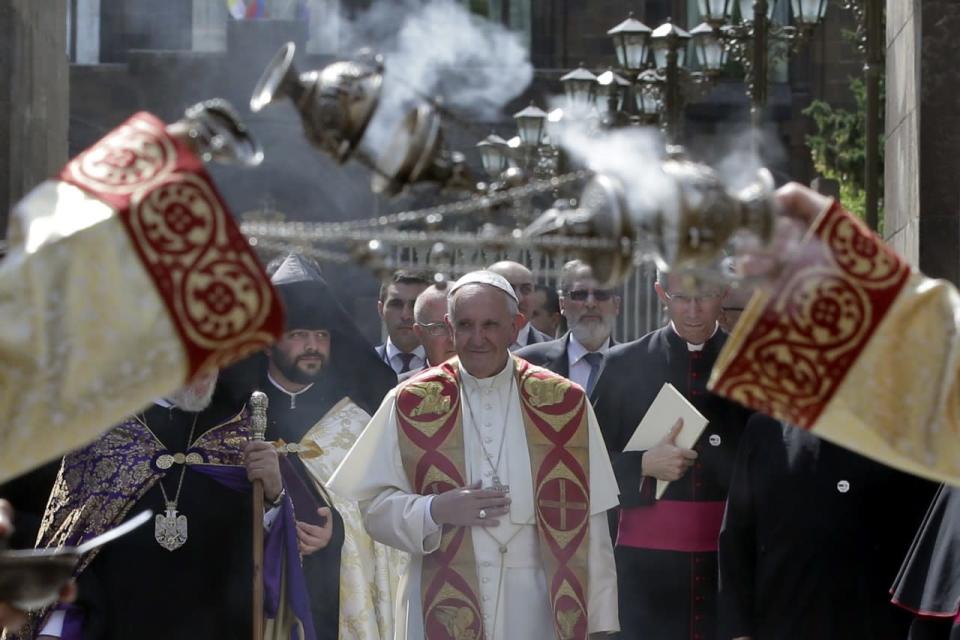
left=651, top=19, right=692, bottom=142
left=697, top=0, right=828, bottom=128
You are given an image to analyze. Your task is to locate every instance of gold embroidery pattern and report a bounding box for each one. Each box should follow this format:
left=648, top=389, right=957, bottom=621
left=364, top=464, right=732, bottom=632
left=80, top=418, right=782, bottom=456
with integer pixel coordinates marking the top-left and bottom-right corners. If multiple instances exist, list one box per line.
left=710, top=203, right=911, bottom=427
left=406, top=381, right=453, bottom=418
left=523, top=374, right=572, bottom=408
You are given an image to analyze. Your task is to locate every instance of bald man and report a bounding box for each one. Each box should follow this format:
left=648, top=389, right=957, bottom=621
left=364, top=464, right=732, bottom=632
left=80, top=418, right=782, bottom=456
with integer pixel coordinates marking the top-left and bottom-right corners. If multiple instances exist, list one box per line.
left=397, top=283, right=457, bottom=382
left=487, top=261, right=551, bottom=351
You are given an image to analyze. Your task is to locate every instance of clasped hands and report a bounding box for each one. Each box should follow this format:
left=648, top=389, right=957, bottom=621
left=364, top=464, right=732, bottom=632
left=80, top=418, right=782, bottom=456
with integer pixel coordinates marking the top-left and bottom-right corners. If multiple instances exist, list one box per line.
left=430, top=481, right=511, bottom=527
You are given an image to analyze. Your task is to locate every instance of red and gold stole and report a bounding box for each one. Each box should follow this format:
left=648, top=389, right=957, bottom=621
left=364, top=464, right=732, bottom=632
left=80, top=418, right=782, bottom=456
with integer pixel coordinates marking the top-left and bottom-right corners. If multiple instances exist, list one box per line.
left=709, top=200, right=911, bottom=428
left=395, top=357, right=592, bottom=640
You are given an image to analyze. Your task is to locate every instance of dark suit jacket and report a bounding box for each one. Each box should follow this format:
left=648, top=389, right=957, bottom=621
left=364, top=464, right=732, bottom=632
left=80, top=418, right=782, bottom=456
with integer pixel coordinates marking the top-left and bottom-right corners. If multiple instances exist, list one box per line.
left=397, top=363, right=429, bottom=383
left=515, top=333, right=618, bottom=380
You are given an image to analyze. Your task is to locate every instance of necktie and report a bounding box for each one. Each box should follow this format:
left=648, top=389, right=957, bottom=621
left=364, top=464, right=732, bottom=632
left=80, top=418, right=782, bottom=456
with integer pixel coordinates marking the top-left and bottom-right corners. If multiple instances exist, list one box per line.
left=583, top=352, right=604, bottom=396
left=398, top=352, right=416, bottom=374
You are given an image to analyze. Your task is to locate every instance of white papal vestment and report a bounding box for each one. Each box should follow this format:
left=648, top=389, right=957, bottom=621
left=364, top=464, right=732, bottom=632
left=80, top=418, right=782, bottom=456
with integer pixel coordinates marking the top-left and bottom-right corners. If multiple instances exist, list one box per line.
left=328, top=359, right=620, bottom=639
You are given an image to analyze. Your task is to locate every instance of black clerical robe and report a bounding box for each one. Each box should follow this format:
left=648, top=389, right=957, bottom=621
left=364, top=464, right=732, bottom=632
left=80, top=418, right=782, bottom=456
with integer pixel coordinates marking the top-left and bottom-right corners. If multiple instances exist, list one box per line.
left=719, top=414, right=936, bottom=639
left=592, top=326, right=751, bottom=640
left=892, top=485, right=960, bottom=639
left=264, top=379, right=346, bottom=640
left=25, top=400, right=310, bottom=640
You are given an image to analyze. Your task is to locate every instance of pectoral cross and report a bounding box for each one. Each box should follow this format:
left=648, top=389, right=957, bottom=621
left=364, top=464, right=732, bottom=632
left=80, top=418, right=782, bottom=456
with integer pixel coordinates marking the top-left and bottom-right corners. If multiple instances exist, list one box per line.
left=489, top=475, right=509, bottom=494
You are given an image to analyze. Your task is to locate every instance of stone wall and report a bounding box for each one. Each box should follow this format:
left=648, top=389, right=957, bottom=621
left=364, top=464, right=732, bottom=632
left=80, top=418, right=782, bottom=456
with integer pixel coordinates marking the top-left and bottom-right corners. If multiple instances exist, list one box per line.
left=0, top=0, right=69, bottom=237
left=884, top=0, right=920, bottom=266
left=885, top=0, right=960, bottom=284
left=917, top=1, right=960, bottom=284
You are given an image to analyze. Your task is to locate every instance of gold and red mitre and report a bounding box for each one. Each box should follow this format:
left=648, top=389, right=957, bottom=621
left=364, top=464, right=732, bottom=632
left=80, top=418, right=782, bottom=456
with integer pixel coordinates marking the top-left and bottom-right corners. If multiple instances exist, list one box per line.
left=709, top=200, right=960, bottom=484
left=0, top=111, right=283, bottom=483
left=394, top=356, right=592, bottom=640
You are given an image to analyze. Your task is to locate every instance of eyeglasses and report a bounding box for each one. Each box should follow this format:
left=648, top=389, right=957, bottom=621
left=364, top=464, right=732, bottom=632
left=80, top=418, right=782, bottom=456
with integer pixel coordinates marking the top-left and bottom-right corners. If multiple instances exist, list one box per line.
left=663, top=290, right=723, bottom=304
left=566, top=289, right=615, bottom=302
left=415, top=321, right=451, bottom=337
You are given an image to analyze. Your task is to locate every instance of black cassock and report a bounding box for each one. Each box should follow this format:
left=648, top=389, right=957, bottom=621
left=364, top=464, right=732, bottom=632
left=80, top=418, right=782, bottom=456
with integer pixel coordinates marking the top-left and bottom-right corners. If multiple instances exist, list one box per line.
left=261, top=377, right=347, bottom=640
left=592, top=326, right=752, bottom=640
left=74, top=401, right=257, bottom=640
left=718, top=414, right=937, bottom=640
left=891, top=484, right=960, bottom=639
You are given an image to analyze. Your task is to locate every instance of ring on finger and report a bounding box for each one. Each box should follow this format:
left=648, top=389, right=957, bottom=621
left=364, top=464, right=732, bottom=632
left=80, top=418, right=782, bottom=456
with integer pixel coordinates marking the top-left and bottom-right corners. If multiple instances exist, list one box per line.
left=478, top=509, right=487, bottom=520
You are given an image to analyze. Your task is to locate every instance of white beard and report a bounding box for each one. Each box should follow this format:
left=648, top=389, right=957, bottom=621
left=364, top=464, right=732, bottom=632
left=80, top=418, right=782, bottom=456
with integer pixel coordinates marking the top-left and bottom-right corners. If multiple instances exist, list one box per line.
left=570, top=317, right=614, bottom=349
left=169, top=374, right=219, bottom=412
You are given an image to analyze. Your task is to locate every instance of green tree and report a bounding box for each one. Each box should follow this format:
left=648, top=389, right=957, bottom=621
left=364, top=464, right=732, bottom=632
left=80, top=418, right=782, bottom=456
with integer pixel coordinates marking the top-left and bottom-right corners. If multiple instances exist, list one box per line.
left=803, top=77, right=883, bottom=228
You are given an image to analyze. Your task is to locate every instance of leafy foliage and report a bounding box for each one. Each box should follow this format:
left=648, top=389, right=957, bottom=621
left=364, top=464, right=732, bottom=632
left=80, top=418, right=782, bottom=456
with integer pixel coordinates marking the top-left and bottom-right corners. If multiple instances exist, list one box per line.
left=802, top=77, right=884, bottom=225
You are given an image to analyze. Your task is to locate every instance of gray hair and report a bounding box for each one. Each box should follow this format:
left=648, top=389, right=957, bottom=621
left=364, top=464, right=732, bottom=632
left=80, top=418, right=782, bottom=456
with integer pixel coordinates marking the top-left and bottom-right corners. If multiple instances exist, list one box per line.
left=559, top=259, right=593, bottom=294
left=413, top=282, right=450, bottom=323
left=447, top=283, right=519, bottom=320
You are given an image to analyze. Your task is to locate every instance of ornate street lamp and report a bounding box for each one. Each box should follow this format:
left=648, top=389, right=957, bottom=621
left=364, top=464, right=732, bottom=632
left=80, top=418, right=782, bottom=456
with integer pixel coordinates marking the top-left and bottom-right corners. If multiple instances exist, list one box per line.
left=513, top=102, right=548, bottom=146
left=690, top=22, right=726, bottom=74
left=560, top=65, right=598, bottom=112
left=737, top=0, right=781, bottom=21
left=476, top=133, right=510, bottom=176
left=635, top=70, right=663, bottom=122
left=791, top=0, right=829, bottom=27
left=607, top=13, right=653, bottom=71
left=596, top=68, right=631, bottom=118
left=651, top=19, right=692, bottom=71
left=651, top=20, right=692, bottom=141
left=698, top=0, right=736, bottom=26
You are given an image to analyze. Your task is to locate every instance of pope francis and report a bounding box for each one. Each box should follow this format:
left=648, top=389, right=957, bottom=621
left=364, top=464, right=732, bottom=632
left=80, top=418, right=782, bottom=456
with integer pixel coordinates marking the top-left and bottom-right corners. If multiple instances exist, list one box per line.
left=329, top=270, right=620, bottom=640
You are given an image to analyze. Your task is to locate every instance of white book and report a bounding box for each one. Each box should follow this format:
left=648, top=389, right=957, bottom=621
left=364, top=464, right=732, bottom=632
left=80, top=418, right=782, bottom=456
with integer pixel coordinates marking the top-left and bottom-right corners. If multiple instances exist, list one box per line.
left=623, top=382, right=709, bottom=499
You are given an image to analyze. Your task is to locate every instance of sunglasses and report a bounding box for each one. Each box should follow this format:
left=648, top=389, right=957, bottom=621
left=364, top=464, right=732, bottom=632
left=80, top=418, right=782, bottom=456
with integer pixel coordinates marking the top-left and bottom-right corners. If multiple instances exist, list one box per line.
left=566, top=289, right=615, bottom=302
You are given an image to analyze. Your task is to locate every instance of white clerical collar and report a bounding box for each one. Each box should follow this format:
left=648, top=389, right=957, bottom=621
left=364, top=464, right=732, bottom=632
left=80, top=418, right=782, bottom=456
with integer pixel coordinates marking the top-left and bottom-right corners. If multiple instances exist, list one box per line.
left=386, top=337, right=425, bottom=362
left=568, top=333, right=611, bottom=366
left=669, top=321, right=719, bottom=351
left=267, top=371, right=315, bottom=409
left=458, top=356, right=514, bottom=391
left=154, top=397, right=175, bottom=409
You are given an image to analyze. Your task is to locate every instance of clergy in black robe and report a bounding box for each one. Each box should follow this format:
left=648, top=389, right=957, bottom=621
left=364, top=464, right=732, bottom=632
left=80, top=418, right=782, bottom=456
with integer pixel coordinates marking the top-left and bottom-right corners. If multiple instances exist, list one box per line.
left=718, top=414, right=936, bottom=640
left=891, top=485, right=960, bottom=640
left=20, top=372, right=313, bottom=640
left=221, top=254, right=397, bottom=640
left=592, top=273, right=751, bottom=640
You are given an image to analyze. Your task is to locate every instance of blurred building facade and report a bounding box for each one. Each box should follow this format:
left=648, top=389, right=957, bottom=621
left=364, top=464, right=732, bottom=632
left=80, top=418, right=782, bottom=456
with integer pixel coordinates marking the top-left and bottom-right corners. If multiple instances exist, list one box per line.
left=7, top=1, right=952, bottom=338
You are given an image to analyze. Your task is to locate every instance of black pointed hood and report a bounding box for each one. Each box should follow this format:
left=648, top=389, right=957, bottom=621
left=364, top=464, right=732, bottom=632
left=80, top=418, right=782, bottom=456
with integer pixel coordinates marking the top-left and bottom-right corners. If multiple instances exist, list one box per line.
left=217, top=254, right=397, bottom=416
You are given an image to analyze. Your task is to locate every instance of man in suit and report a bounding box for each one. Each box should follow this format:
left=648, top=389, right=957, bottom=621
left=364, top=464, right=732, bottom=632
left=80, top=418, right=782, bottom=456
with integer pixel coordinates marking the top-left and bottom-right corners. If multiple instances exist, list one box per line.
left=516, top=260, right=620, bottom=396
left=529, top=284, right=562, bottom=338
left=397, top=282, right=456, bottom=382
left=487, top=260, right=551, bottom=350
left=375, top=270, right=432, bottom=375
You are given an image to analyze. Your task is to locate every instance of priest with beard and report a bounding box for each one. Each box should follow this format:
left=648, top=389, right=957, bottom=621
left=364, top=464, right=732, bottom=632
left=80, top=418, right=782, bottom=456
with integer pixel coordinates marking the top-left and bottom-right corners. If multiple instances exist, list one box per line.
left=20, top=371, right=313, bottom=640
left=225, top=254, right=401, bottom=640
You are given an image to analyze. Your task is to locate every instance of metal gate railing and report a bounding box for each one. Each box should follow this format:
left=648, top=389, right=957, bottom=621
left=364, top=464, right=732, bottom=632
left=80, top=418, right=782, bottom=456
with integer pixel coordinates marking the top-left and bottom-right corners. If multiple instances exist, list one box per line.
left=390, top=245, right=663, bottom=343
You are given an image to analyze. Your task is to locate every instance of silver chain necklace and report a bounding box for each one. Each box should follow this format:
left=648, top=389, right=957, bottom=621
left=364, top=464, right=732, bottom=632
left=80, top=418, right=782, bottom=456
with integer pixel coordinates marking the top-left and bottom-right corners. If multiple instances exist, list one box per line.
left=460, top=371, right=514, bottom=494
left=138, top=412, right=199, bottom=551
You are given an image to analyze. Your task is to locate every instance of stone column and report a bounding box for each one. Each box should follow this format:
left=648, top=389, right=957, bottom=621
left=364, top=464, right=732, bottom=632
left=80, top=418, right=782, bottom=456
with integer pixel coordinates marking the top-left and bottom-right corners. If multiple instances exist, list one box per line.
left=0, top=0, right=69, bottom=237
left=885, top=0, right=960, bottom=284
left=74, top=0, right=101, bottom=63
left=193, top=0, right=228, bottom=52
